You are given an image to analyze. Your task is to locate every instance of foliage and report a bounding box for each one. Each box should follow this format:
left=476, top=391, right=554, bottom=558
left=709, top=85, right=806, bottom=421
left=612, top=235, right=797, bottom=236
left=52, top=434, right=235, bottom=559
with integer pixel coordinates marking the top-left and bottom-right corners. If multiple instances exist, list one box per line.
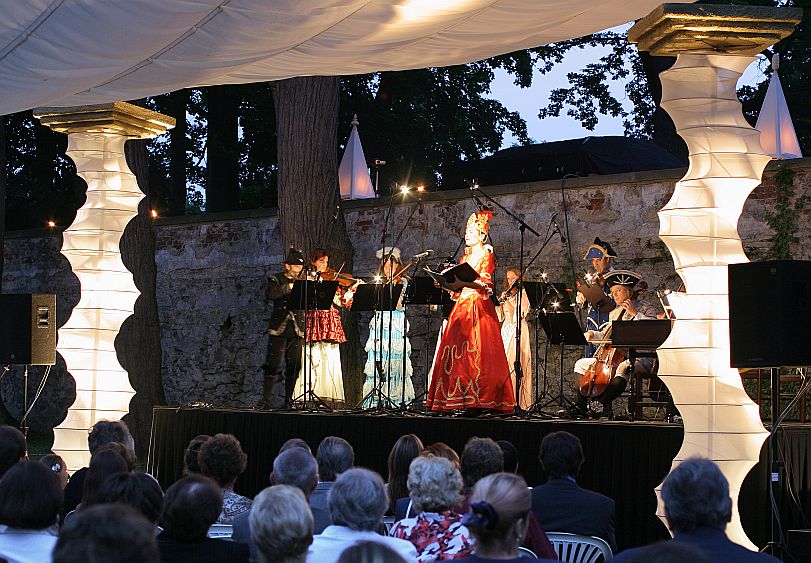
left=765, top=164, right=806, bottom=259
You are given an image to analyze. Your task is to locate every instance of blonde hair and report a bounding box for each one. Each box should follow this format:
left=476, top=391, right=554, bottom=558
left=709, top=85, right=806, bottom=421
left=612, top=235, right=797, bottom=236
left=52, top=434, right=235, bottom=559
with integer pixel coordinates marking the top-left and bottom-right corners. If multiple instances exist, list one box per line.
left=503, top=267, right=522, bottom=292
left=466, top=473, right=530, bottom=549
left=250, top=485, right=313, bottom=563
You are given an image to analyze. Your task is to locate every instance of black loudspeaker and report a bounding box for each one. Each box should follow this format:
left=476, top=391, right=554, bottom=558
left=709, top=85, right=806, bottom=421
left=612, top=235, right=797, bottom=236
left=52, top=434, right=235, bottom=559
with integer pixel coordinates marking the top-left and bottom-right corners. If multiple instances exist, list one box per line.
left=729, top=260, right=811, bottom=368
left=787, top=529, right=811, bottom=562
left=0, top=294, right=57, bottom=365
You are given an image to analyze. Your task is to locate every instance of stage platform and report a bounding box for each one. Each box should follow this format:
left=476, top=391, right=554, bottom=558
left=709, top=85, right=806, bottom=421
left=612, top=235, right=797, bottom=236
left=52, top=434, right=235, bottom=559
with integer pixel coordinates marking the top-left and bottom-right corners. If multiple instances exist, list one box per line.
left=147, top=407, right=811, bottom=552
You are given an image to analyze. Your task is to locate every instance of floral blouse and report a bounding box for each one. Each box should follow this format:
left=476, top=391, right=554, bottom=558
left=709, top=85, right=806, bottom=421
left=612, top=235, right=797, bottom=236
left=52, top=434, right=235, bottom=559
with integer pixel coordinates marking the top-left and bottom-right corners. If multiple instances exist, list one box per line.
left=389, top=511, right=473, bottom=561
left=217, top=489, right=252, bottom=524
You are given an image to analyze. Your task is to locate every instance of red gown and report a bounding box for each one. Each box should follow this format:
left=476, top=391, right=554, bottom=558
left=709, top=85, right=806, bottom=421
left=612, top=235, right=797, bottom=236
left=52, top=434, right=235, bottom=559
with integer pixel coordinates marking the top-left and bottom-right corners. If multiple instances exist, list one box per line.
left=426, top=251, right=515, bottom=412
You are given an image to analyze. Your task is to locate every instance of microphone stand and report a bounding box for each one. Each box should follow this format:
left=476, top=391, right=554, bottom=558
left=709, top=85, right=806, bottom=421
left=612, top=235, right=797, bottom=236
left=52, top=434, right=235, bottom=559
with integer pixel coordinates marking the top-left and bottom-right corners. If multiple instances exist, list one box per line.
left=470, top=184, right=541, bottom=412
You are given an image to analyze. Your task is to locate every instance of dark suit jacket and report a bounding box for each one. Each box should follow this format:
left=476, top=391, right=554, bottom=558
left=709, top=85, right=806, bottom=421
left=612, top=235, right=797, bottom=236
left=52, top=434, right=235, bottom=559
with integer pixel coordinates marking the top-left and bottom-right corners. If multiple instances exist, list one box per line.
left=531, top=478, right=616, bottom=554
left=157, top=534, right=249, bottom=563
left=610, top=527, right=781, bottom=563
left=267, top=272, right=305, bottom=333
left=309, top=481, right=333, bottom=513
left=232, top=504, right=331, bottom=562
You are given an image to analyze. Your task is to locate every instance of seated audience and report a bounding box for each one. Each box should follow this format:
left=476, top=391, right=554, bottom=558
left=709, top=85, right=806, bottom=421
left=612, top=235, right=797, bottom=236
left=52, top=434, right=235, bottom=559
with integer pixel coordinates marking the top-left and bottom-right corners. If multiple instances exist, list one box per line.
left=422, top=443, right=460, bottom=468
left=337, top=541, right=407, bottom=563
left=280, top=438, right=311, bottom=453
left=389, top=455, right=473, bottom=561
left=250, top=485, right=312, bottom=563
left=457, top=473, right=557, bottom=563
left=198, top=433, right=252, bottom=524
left=496, top=440, right=519, bottom=474
left=630, top=542, right=711, bottom=563
left=157, top=475, right=249, bottom=562
left=0, top=461, right=62, bottom=563
left=53, top=504, right=159, bottom=563
left=311, top=436, right=354, bottom=512
left=77, top=448, right=129, bottom=510
left=38, top=454, right=68, bottom=490
left=308, top=468, right=417, bottom=563
left=611, top=457, right=780, bottom=562
left=94, top=472, right=164, bottom=525
left=387, top=434, right=424, bottom=513
left=233, top=446, right=331, bottom=559
left=531, top=431, right=615, bottom=553
left=459, top=437, right=504, bottom=509
left=0, top=426, right=26, bottom=478
left=182, top=434, right=210, bottom=476
left=63, top=419, right=135, bottom=513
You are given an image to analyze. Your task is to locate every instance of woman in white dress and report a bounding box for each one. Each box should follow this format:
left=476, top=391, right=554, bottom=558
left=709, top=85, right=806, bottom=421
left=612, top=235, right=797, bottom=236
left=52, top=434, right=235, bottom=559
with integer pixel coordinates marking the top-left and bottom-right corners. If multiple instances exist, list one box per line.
left=497, top=267, right=533, bottom=409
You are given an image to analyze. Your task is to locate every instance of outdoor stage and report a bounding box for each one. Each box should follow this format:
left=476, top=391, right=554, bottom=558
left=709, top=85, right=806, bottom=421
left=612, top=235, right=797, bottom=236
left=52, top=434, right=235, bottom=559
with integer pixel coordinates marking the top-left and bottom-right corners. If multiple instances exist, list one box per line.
left=146, top=407, right=811, bottom=552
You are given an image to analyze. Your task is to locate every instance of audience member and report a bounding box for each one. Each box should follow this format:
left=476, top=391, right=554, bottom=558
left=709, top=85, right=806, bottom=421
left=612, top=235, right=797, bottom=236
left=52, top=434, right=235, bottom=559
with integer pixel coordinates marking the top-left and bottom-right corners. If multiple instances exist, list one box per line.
left=308, top=468, right=417, bottom=563
left=311, top=436, right=354, bottom=512
left=198, top=433, right=252, bottom=524
left=53, top=504, right=159, bottom=563
left=422, top=443, right=460, bottom=468
left=460, top=437, right=503, bottom=495
left=38, top=454, right=68, bottom=490
left=387, top=434, right=424, bottom=513
left=233, top=446, right=331, bottom=559
left=337, top=541, right=407, bottom=563
left=63, top=419, right=134, bottom=513
left=457, top=473, right=556, bottom=563
left=0, top=426, right=26, bottom=478
left=389, top=455, right=473, bottom=561
left=95, top=472, right=163, bottom=524
left=0, top=461, right=62, bottom=563
left=279, top=438, right=311, bottom=453
left=94, top=441, right=137, bottom=471
left=157, top=475, right=249, bottom=562
left=611, top=458, right=780, bottom=562
left=531, top=431, right=616, bottom=553
left=496, top=440, right=519, bottom=474
left=250, top=485, right=312, bottom=563
left=78, top=448, right=129, bottom=509
left=182, top=434, right=210, bottom=476
left=630, top=541, right=712, bottom=563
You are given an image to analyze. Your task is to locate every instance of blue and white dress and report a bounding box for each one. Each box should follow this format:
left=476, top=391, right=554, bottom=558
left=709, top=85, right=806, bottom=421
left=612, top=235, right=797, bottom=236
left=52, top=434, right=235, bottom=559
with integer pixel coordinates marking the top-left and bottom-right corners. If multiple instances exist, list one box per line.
left=361, top=299, right=415, bottom=406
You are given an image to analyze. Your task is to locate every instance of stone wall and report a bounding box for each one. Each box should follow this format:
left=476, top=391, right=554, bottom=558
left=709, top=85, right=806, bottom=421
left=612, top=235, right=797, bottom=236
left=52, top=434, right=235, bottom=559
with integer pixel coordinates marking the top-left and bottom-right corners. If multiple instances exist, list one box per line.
left=3, top=158, right=810, bottom=425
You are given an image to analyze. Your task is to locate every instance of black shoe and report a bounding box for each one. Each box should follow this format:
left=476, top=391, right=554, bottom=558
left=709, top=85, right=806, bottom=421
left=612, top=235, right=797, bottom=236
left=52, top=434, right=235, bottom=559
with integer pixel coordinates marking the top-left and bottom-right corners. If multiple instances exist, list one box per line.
left=565, top=403, right=588, bottom=419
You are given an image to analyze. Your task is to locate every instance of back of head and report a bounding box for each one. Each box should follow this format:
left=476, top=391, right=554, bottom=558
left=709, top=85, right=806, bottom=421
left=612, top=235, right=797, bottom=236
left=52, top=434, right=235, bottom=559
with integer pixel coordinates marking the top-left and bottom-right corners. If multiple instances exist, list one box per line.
left=497, top=440, right=519, bottom=474
left=0, top=461, right=62, bottom=529
left=461, top=437, right=503, bottom=489
left=183, top=434, right=210, bottom=476
left=160, top=475, right=223, bottom=542
left=465, top=473, right=531, bottom=549
left=54, top=504, right=159, bottom=563
left=387, top=434, right=423, bottom=507
left=539, top=431, right=584, bottom=480
left=94, top=442, right=137, bottom=471
left=96, top=472, right=164, bottom=524
left=82, top=448, right=129, bottom=507
left=0, top=425, right=26, bottom=478
left=250, top=485, right=313, bottom=562
left=422, top=442, right=460, bottom=468
left=279, top=438, right=311, bottom=454
left=273, top=447, right=318, bottom=495
left=408, top=455, right=463, bottom=513
left=328, top=468, right=388, bottom=531
left=662, top=457, right=732, bottom=534
left=198, top=433, right=248, bottom=487
left=316, top=436, right=354, bottom=482
left=87, top=420, right=134, bottom=455
left=336, top=541, right=407, bottom=563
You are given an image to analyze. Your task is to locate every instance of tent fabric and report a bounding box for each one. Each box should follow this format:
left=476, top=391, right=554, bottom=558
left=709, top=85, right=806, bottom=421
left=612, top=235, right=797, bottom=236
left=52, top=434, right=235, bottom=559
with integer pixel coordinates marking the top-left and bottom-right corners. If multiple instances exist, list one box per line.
left=756, top=71, right=802, bottom=159
left=339, top=118, right=376, bottom=199
left=0, top=0, right=688, bottom=115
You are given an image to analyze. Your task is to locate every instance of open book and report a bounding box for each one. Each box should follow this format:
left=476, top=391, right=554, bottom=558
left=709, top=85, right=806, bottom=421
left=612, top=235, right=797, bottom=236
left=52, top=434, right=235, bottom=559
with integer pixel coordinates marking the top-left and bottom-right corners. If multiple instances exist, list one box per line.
left=422, top=262, right=478, bottom=289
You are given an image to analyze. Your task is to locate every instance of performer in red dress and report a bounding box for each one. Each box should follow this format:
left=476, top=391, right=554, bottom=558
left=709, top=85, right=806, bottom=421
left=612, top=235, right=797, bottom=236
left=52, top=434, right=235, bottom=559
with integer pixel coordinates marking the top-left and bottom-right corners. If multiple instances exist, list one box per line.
left=426, top=211, right=515, bottom=413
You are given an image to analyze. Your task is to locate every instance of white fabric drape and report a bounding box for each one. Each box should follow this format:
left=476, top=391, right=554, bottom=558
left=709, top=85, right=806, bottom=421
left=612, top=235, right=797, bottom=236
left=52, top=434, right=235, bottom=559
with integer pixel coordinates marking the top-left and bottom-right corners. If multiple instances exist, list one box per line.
left=0, top=0, right=687, bottom=115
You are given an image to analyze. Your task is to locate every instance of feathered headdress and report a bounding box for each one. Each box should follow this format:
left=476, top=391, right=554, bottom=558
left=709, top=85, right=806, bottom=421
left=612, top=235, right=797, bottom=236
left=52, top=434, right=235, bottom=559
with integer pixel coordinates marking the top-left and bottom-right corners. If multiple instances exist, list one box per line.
left=467, top=210, right=493, bottom=235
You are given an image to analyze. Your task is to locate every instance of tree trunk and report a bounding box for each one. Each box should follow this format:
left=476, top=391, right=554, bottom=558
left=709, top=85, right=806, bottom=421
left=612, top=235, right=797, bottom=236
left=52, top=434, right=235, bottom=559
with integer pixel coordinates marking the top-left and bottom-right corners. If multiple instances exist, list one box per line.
left=271, top=76, right=362, bottom=405
left=119, top=138, right=166, bottom=461
left=206, top=86, right=240, bottom=212
left=167, top=89, right=190, bottom=216
left=639, top=52, right=688, bottom=164
left=0, top=116, right=6, bottom=292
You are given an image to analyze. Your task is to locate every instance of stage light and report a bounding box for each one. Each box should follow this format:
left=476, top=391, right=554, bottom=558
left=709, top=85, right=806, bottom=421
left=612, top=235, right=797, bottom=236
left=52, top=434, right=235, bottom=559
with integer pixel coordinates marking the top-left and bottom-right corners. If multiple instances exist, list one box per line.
left=150, top=209, right=158, bottom=219
left=551, top=301, right=559, bottom=309
left=47, top=220, right=56, bottom=228
left=400, top=185, right=410, bottom=194
left=416, top=186, right=425, bottom=193
left=540, top=272, right=549, bottom=281
left=373, top=275, right=383, bottom=284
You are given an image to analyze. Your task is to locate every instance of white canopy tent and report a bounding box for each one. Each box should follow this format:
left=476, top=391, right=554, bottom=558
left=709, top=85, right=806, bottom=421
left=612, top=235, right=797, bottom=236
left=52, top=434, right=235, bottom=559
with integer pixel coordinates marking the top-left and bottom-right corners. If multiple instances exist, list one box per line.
left=756, top=54, right=803, bottom=159
left=0, top=0, right=688, bottom=115
left=339, top=115, right=376, bottom=200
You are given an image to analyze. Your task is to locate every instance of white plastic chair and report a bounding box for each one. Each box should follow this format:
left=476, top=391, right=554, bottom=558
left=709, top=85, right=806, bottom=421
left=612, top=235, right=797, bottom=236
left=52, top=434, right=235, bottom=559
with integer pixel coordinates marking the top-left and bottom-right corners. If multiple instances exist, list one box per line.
left=207, top=523, right=233, bottom=539
left=545, top=532, right=612, bottom=563
left=518, top=546, right=539, bottom=559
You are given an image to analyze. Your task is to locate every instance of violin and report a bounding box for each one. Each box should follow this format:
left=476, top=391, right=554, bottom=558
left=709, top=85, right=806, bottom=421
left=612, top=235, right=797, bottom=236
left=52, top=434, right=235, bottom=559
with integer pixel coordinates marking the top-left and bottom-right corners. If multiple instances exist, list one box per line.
left=319, top=268, right=363, bottom=288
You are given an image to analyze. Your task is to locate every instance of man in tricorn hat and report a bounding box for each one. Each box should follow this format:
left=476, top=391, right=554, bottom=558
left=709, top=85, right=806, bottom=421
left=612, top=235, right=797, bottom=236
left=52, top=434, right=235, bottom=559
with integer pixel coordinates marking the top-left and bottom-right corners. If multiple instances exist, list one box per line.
left=576, top=237, right=618, bottom=357
left=259, top=247, right=306, bottom=408
left=571, top=270, right=658, bottom=418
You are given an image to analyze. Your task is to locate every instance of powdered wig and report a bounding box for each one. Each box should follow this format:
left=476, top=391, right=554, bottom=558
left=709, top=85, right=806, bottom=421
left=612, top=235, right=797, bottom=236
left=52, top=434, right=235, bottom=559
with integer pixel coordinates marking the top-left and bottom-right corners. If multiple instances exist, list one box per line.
left=466, top=472, right=531, bottom=549
left=408, top=455, right=463, bottom=513
left=250, top=485, right=313, bottom=563
left=328, top=468, right=388, bottom=531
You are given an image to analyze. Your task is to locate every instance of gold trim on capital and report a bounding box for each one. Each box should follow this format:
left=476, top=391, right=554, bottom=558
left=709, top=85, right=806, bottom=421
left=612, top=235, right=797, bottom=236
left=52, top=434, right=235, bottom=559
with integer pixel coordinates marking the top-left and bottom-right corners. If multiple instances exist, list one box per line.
left=34, top=101, right=175, bottom=138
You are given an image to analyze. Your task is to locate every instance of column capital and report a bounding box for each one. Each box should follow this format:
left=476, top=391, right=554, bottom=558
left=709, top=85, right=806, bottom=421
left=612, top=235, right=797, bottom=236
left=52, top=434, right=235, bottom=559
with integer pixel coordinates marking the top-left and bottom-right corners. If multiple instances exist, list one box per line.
left=34, top=101, right=175, bottom=138
left=628, top=3, right=802, bottom=56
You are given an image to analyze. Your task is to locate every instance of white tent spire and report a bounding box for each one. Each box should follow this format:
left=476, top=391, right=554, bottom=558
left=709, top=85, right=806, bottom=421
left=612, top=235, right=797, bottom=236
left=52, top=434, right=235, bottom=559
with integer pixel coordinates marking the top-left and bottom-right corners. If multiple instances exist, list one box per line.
left=339, top=114, right=376, bottom=200
left=756, top=53, right=803, bottom=159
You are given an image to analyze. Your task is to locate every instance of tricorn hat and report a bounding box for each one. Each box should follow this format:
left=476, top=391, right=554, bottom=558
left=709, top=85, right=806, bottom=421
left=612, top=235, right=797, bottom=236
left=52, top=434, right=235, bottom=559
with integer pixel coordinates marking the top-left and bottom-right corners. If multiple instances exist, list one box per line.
left=602, top=270, right=642, bottom=289
left=584, top=237, right=618, bottom=260
left=283, top=247, right=306, bottom=266
left=376, top=246, right=401, bottom=262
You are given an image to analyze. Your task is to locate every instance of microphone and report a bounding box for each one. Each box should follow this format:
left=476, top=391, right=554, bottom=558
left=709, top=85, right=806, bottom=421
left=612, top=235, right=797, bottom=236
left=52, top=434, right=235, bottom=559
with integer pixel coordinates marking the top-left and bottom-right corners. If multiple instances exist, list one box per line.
left=552, top=214, right=566, bottom=244
left=413, top=250, right=434, bottom=260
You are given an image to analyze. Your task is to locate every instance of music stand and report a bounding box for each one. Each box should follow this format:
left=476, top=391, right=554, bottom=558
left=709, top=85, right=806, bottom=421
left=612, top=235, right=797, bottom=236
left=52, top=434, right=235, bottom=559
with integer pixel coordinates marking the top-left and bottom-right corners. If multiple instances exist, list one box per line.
left=353, top=283, right=403, bottom=411
left=289, top=279, right=338, bottom=411
left=533, top=311, right=587, bottom=412
left=579, top=283, right=613, bottom=313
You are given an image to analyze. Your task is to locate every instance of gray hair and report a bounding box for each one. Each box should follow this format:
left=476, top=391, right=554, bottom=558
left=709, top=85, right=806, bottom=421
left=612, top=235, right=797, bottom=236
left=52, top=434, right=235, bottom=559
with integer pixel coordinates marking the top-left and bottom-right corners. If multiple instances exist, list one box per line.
left=408, top=456, right=463, bottom=513
left=662, top=457, right=732, bottom=533
left=328, top=468, right=388, bottom=531
left=250, top=485, right=313, bottom=563
left=316, top=437, right=354, bottom=482
left=273, top=448, right=318, bottom=496
left=88, top=420, right=134, bottom=454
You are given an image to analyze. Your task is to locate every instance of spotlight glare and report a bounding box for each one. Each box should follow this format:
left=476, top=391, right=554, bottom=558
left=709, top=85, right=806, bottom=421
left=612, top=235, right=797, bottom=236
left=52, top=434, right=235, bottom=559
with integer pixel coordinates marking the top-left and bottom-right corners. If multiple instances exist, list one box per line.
left=47, top=220, right=56, bottom=228
left=400, top=185, right=410, bottom=194
left=373, top=275, right=383, bottom=284
left=150, top=209, right=158, bottom=219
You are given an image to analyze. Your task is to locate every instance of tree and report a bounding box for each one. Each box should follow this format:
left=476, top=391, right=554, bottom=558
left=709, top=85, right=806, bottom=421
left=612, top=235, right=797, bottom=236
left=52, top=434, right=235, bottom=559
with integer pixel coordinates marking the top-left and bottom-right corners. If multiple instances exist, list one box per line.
left=205, top=85, right=240, bottom=212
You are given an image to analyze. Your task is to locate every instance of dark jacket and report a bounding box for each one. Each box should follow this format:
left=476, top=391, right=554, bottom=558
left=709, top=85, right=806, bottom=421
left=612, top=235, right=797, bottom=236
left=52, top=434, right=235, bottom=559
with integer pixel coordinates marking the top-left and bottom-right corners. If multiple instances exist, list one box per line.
left=157, top=534, right=249, bottom=562
left=531, top=478, right=616, bottom=554
left=267, top=272, right=304, bottom=335
left=610, top=527, right=781, bottom=563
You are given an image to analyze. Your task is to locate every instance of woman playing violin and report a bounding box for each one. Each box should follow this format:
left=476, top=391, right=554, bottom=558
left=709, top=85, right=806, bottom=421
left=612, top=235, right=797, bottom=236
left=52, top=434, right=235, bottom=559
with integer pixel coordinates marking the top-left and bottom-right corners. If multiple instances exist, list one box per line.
left=497, top=267, right=533, bottom=409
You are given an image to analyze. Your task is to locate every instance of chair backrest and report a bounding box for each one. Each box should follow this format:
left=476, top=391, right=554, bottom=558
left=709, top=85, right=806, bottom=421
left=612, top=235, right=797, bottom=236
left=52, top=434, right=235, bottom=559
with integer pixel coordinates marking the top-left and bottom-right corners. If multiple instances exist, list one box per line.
left=518, top=546, right=539, bottom=559
left=207, top=523, right=233, bottom=539
left=546, top=532, right=613, bottom=563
